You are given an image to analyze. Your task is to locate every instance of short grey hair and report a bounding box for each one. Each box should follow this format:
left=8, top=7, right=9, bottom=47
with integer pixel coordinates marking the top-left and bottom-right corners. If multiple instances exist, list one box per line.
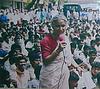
left=51, top=14, right=67, bottom=27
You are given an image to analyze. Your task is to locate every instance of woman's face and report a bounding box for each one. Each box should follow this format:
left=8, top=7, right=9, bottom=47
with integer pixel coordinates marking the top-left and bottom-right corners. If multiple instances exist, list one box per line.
left=52, top=19, right=67, bottom=36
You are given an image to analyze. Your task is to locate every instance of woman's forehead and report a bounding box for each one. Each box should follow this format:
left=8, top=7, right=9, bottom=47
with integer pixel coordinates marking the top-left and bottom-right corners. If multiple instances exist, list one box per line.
left=53, top=19, right=67, bottom=25
left=52, top=14, right=67, bottom=22
left=57, top=19, right=66, bottom=23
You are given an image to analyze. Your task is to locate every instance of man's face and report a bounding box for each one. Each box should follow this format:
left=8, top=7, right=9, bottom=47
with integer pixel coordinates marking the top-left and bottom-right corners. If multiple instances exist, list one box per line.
left=90, top=53, right=96, bottom=60
left=17, top=59, right=27, bottom=72
left=85, top=49, right=90, bottom=55
left=96, top=41, right=100, bottom=46
left=91, top=67, right=100, bottom=77
left=91, top=43, right=95, bottom=47
left=31, top=60, right=41, bottom=68
left=15, top=36, right=22, bottom=44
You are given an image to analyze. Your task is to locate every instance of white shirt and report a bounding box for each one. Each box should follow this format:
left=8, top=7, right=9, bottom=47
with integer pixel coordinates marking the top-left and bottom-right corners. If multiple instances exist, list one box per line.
left=94, top=56, right=100, bottom=62
left=74, top=49, right=89, bottom=64
left=78, top=71, right=96, bottom=89
left=2, top=41, right=11, bottom=52
left=85, top=37, right=91, bottom=46
left=26, top=41, right=34, bottom=49
left=10, top=69, right=30, bottom=88
left=64, top=35, right=78, bottom=67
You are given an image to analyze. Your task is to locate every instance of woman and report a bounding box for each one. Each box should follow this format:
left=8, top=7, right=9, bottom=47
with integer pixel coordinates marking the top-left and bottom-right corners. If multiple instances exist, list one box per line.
left=39, top=14, right=79, bottom=89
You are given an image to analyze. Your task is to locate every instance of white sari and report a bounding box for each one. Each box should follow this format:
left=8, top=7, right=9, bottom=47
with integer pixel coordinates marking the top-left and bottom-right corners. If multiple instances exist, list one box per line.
left=39, top=36, right=77, bottom=89
left=39, top=50, right=70, bottom=89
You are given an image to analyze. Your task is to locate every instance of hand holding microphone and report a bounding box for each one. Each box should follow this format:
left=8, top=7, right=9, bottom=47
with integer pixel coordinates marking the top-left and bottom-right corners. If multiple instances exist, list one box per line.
left=58, top=34, right=67, bottom=48
left=56, top=34, right=67, bottom=53
left=59, top=41, right=67, bottom=48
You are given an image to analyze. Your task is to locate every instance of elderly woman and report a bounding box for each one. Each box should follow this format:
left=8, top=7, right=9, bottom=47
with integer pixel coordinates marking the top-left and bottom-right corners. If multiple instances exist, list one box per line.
left=39, top=14, right=79, bottom=89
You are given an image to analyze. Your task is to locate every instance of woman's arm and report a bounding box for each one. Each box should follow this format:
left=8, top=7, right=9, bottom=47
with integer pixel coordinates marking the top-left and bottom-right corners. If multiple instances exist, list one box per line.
left=41, top=41, right=63, bottom=66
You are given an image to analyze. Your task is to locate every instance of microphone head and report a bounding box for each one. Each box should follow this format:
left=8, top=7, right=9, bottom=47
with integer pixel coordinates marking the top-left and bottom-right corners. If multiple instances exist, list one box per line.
left=58, top=34, right=67, bottom=46
left=59, top=34, right=66, bottom=41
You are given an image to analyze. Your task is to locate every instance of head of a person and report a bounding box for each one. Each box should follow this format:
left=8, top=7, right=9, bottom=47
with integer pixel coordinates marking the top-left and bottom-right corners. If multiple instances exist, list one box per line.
left=95, top=38, right=100, bottom=46
left=51, top=14, right=67, bottom=38
left=15, top=56, right=27, bottom=72
left=11, top=44, right=22, bottom=56
left=95, top=33, right=100, bottom=39
left=90, top=40, right=96, bottom=47
left=72, top=37, right=79, bottom=44
left=29, top=49, right=41, bottom=68
left=28, top=31, right=34, bottom=42
left=10, top=22, right=14, bottom=27
left=77, top=40, right=84, bottom=50
left=79, top=33, right=86, bottom=43
left=1, top=32, right=9, bottom=43
left=69, top=71, right=79, bottom=89
left=91, top=62, right=100, bottom=77
left=89, top=49, right=97, bottom=65
left=87, top=33, right=91, bottom=39
left=1, top=11, right=4, bottom=16
left=14, top=33, right=22, bottom=44
left=89, top=49, right=97, bottom=60
left=70, top=42, right=76, bottom=54
left=83, top=45, right=90, bottom=55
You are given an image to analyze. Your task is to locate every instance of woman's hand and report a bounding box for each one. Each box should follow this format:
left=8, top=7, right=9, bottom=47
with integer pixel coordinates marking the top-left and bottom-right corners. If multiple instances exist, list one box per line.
left=56, top=41, right=67, bottom=53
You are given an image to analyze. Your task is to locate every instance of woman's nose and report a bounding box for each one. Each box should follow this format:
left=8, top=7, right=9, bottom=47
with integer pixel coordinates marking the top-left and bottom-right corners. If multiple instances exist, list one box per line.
left=61, top=28, right=65, bottom=32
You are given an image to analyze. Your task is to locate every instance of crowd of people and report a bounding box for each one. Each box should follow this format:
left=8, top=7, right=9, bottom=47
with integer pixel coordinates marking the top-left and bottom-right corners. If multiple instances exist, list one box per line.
left=0, top=1, right=100, bottom=89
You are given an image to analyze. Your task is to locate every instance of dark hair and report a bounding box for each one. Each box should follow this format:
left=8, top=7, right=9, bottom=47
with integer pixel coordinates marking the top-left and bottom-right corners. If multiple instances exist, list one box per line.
left=70, top=43, right=76, bottom=49
left=74, top=58, right=83, bottom=65
left=51, top=14, right=67, bottom=29
left=90, top=40, right=95, bottom=45
left=72, top=37, right=79, bottom=44
left=79, top=33, right=86, bottom=40
left=28, top=31, right=33, bottom=38
left=83, top=45, right=90, bottom=51
left=95, top=38, right=100, bottom=43
left=15, top=55, right=27, bottom=64
left=28, top=49, right=40, bottom=62
left=91, top=62, right=100, bottom=68
left=89, top=49, right=97, bottom=55
left=95, top=34, right=100, bottom=39
left=11, top=44, right=22, bottom=52
left=69, top=71, right=79, bottom=81
left=14, top=34, right=22, bottom=42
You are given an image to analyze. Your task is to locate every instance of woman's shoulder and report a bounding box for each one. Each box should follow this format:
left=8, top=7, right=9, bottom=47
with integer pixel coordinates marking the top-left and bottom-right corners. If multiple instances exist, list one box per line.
left=40, top=34, right=52, bottom=44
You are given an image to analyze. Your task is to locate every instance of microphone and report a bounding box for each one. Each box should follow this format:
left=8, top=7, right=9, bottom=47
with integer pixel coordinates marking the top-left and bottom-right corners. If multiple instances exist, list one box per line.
left=58, top=34, right=67, bottom=48
left=58, top=34, right=67, bottom=62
